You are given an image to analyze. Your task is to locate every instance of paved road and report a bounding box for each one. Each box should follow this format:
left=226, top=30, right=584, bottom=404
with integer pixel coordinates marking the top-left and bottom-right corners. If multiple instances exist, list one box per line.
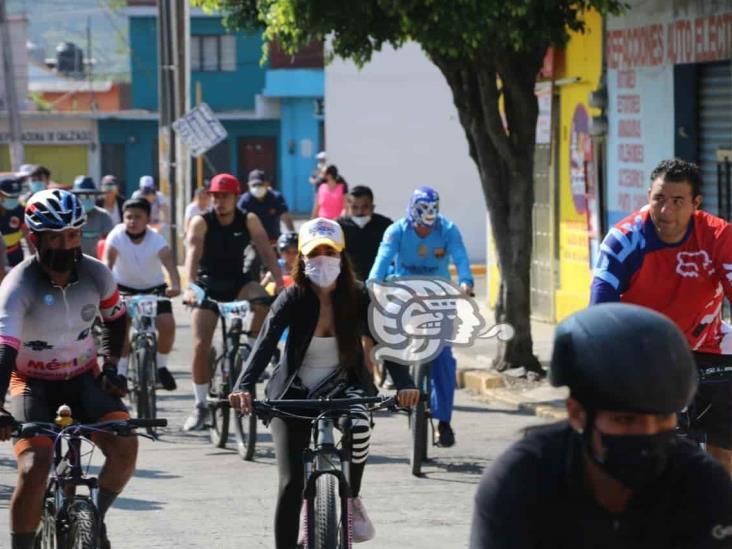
left=0, top=303, right=547, bottom=548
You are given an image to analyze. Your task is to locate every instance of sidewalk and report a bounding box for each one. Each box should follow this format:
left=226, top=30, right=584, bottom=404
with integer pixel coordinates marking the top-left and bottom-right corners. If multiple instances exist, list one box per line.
left=453, top=275, right=568, bottom=421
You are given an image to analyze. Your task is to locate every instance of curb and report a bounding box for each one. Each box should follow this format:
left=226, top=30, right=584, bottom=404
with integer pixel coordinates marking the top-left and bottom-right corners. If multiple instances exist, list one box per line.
left=456, top=368, right=567, bottom=421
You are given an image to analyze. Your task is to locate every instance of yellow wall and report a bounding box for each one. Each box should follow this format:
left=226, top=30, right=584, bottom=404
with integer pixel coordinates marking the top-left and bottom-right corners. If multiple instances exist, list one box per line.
left=554, top=10, right=603, bottom=321
left=0, top=145, right=88, bottom=187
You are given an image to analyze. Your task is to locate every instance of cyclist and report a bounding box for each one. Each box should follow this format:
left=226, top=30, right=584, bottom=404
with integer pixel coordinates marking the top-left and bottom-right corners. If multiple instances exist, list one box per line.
left=182, top=172, right=284, bottom=431
left=103, top=198, right=180, bottom=391
left=312, top=165, right=348, bottom=220
left=229, top=217, right=420, bottom=548
left=261, top=232, right=298, bottom=294
left=591, top=159, right=732, bottom=475
left=237, top=169, right=295, bottom=243
left=0, top=175, right=32, bottom=268
left=0, top=189, right=134, bottom=549
left=17, top=164, right=50, bottom=203
left=470, top=303, right=732, bottom=548
left=337, top=185, right=393, bottom=281
left=132, top=175, right=169, bottom=232
left=368, top=186, right=473, bottom=447
left=97, top=175, right=126, bottom=226
left=71, top=176, right=114, bottom=259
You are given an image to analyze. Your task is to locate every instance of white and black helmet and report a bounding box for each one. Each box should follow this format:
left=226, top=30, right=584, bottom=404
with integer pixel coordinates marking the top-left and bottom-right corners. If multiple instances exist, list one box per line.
left=25, top=189, right=87, bottom=232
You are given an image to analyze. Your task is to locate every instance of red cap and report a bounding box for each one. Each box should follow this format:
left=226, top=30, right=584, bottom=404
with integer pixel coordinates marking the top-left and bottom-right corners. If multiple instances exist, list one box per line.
left=209, top=173, right=240, bottom=194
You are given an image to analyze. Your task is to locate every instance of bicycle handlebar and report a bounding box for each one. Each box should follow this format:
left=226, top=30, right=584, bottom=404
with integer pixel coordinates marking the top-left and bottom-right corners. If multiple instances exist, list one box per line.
left=13, top=418, right=168, bottom=438
left=253, top=395, right=398, bottom=411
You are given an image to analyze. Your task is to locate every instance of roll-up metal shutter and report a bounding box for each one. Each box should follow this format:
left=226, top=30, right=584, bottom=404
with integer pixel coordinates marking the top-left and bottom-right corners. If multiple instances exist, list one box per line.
left=698, top=62, right=732, bottom=216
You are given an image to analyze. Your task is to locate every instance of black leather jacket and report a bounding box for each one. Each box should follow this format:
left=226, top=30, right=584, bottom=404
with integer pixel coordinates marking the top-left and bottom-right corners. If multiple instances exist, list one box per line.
left=236, top=283, right=415, bottom=398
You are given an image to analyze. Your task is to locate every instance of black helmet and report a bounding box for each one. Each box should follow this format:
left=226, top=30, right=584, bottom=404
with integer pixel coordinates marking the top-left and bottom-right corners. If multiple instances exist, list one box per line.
left=550, top=303, right=697, bottom=414
left=277, top=232, right=298, bottom=252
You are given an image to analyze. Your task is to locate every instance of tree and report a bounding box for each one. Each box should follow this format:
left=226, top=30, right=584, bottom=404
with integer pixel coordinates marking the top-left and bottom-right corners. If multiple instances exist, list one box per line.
left=197, top=0, right=627, bottom=375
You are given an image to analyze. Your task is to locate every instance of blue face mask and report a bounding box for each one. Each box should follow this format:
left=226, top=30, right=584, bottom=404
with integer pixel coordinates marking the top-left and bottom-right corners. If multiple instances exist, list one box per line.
left=80, top=198, right=96, bottom=213
left=29, top=181, right=44, bottom=193
left=3, top=198, right=19, bottom=210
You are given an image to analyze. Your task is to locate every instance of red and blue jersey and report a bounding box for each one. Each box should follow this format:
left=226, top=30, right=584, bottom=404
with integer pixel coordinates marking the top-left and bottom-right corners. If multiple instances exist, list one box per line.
left=590, top=208, right=732, bottom=354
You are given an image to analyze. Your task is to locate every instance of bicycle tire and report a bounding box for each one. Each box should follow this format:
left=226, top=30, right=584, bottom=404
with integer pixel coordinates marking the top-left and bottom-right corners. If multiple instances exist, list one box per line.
left=35, top=497, right=57, bottom=549
left=410, top=363, right=430, bottom=477
left=209, top=351, right=230, bottom=448
left=67, top=497, right=99, bottom=549
left=314, top=474, right=338, bottom=549
left=232, top=345, right=257, bottom=461
left=135, top=343, right=151, bottom=421
left=142, top=338, right=158, bottom=434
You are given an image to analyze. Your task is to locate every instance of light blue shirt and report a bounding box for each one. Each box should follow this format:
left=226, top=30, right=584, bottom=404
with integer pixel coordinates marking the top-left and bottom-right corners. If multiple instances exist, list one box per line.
left=368, top=215, right=473, bottom=286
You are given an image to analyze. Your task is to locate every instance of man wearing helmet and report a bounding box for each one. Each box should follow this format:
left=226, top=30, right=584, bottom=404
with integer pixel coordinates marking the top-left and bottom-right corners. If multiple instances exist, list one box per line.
left=0, top=175, right=32, bottom=267
left=591, top=159, right=732, bottom=475
left=0, top=189, right=135, bottom=549
left=182, top=173, right=284, bottom=431
left=368, top=186, right=473, bottom=447
left=470, top=303, right=732, bottom=548
left=261, top=232, right=298, bottom=293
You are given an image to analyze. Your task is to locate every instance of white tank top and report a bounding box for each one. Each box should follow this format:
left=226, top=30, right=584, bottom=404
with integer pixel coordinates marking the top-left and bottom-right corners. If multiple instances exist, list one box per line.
left=299, top=336, right=339, bottom=390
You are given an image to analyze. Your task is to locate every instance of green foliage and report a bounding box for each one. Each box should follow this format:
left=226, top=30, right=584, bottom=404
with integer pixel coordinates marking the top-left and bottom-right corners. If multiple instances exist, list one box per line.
left=194, top=0, right=627, bottom=65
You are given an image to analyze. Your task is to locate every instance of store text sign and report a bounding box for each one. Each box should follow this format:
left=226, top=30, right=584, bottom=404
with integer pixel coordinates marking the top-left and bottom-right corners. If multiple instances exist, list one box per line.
left=607, top=12, right=732, bottom=69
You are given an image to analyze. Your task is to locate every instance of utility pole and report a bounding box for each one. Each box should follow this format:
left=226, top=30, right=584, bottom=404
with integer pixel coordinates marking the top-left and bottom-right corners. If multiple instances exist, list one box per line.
left=86, top=16, right=97, bottom=112
left=0, top=0, right=23, bottom=169
left=157, top=0, right=188, bottom=265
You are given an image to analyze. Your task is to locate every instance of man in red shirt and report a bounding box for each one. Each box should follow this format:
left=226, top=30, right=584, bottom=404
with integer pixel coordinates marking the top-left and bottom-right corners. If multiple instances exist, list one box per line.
left=591, top=158, right=732, bottom=474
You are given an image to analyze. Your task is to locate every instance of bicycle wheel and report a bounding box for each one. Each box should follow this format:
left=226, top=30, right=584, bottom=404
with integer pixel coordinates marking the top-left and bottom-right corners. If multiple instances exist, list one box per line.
left=35, top=497, right=57, bottom=549
left=209, top=349, right=230, bottom=448
left=410, top=363, right=430, bottom=477
left=314, top=474, right=338, bottom=549
left=67, top=497, right=99, bottom=549
left=135, top=342, right=152, bottom=421
left=232, top=346, right=257, bottom=461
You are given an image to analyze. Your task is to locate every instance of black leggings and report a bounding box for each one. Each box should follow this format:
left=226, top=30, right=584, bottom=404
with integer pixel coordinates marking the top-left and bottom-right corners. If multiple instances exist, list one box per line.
left=270, top=400, right=371, bottom=549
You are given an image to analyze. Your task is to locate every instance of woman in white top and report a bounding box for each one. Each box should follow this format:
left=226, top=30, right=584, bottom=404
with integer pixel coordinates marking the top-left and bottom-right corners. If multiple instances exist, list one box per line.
left=102, top=198, right=181, bottom=391
left=229, top=218, right=420, bottom=548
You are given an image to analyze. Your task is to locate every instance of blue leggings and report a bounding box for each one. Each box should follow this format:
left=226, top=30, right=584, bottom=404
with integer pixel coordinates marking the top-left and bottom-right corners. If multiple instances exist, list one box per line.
left=431, top=346, right=456, bottom=423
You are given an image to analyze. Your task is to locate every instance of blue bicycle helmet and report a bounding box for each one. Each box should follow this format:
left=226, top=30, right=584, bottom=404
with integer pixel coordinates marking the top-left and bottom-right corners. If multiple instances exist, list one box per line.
left=277, top=232, right=299, bottom=252
left=25, top=189, right=87, bottom=232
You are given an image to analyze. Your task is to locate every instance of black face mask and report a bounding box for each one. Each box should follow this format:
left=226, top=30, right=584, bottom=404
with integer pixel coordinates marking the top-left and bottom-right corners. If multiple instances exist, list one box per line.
left=126, top=229, right=146, bottom=241
left=588, top=429, right=676, bottom=490
left=40, top=247, right=82, bottom=273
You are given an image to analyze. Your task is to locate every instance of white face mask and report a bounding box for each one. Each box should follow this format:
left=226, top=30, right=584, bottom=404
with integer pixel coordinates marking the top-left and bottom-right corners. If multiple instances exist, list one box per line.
left=351, top=215, right=371, bottom=228
left=304, top=255, right=341, bottom=288
left=250, top=185, right=267, bottom=199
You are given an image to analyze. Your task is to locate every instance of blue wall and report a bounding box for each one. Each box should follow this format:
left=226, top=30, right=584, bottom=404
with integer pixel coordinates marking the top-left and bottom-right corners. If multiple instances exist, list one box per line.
left=129, top=16, right=267, bottom=112
left=98, top=119, right=159, bottom=198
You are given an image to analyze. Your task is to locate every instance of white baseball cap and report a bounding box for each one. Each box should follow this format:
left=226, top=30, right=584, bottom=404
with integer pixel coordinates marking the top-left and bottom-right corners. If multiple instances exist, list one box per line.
left=316, top=151, right=326, bottom=161
left=299, top=217, right=345, bottom=255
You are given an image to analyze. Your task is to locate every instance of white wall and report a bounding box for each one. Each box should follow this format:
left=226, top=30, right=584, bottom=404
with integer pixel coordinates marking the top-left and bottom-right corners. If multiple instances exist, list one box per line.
left=325, top=42, right=486, bottom=262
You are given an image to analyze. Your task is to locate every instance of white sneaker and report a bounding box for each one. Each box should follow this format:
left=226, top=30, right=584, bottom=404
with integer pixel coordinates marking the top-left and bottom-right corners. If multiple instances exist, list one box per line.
left=351, top=497, right=375, bottom=543
left=297, top=501, right=307, bottom=546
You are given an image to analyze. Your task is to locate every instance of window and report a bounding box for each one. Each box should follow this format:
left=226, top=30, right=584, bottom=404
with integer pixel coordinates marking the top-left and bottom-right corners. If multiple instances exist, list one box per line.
left=191, top=35, right=236, bottom=72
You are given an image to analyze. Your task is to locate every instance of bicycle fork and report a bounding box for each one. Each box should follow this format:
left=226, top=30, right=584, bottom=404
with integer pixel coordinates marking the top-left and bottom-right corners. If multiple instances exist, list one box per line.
left=302, top=418, right=353, bottom=549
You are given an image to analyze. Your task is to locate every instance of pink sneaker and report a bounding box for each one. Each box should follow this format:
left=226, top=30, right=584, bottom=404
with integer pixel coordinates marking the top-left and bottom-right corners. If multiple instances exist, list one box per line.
left=351, top=497, right=375, bottom=543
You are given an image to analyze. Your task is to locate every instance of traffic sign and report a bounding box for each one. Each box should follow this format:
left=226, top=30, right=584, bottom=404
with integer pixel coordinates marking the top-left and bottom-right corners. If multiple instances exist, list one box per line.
left=172, top=103, right=227, bottom=157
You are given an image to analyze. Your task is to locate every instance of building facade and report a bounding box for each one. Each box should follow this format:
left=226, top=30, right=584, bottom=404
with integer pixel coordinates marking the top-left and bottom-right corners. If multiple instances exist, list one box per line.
left=98, top=4, right=323, bottom=210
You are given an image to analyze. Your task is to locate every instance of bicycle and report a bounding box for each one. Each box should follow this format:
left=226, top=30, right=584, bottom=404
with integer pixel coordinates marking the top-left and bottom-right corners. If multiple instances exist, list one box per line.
left=13, top=406, right=167, bottom=549
left=189, top=283, right=275, bottom=460
left=409, top=360, right=432, bottom=477
left=253, top=393, right=398, bottom=549
left=122, top=294, right=167, bottom=434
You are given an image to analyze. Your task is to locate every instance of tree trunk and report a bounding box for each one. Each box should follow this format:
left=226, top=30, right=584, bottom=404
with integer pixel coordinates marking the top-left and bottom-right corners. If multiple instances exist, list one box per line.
left=432, top=49, right=545, bottom=375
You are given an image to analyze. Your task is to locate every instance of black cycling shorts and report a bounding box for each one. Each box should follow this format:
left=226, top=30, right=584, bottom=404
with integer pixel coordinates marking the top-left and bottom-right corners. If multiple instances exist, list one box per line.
left=688, top=352, right=732, bottom=449
left=11, top=370, right=128, bottom=454
left=118, top=283, right=172, bottom=315
left=193, top=275, right=254, bottom=310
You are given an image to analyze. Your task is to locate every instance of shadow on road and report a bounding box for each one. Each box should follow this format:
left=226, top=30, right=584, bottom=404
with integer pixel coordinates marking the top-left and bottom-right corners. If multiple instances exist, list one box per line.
left=0, top=484, right=13, bottom=509
left=113, top=496, right=165, bottom=511
left=452, top=404, right=528, bottom=416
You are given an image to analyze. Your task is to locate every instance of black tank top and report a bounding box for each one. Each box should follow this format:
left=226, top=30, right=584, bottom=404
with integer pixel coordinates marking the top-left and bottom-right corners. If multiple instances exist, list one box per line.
left=197, top=209, right=251, bottom=290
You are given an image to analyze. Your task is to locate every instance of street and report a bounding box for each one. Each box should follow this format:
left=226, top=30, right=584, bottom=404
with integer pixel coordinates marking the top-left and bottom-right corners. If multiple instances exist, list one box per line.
left=0, top=302, right=547, bottom=548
